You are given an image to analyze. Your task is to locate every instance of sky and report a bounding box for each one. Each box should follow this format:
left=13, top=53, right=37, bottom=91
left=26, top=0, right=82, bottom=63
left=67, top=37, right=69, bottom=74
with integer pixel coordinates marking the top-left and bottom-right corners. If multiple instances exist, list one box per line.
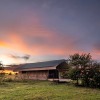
left=0, top=0, right=100, bottom=65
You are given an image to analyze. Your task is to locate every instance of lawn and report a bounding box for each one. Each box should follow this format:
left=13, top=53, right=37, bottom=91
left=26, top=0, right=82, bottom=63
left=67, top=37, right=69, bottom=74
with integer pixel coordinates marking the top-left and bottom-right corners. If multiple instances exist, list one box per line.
left=0, top=81, right=100, bottom=100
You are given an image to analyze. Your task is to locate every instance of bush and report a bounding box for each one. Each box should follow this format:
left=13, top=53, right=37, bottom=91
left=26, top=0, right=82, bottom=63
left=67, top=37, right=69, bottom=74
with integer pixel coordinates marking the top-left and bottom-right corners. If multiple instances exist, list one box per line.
left=0, top=73, right=5, bottom=83
left=68, top=68, right=80, bottom=80
left=4, top=78, right=13, bottom=82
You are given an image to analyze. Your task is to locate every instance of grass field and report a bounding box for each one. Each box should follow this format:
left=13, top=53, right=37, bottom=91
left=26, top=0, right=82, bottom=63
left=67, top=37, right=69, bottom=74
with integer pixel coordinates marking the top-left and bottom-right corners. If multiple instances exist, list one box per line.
left=0, top=81, right=100, bottom=100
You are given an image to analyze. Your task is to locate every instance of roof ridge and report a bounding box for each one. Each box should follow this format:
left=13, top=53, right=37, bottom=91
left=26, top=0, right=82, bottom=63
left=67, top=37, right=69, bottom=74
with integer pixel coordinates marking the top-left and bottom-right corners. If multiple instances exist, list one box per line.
left=25, top=59, right=66, bottom=64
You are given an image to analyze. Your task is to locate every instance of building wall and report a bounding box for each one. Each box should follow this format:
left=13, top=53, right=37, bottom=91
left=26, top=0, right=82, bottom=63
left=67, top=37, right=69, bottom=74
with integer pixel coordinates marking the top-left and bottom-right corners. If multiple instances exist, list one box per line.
left=19, top=70, right=48, bottom=80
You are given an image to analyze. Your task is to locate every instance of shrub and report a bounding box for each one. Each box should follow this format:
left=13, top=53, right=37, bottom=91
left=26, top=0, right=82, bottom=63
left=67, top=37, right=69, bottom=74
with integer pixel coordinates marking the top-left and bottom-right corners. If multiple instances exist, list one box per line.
left=0, top=72, right=5, bottom=83
left=4, top=78, right=13, bottom=82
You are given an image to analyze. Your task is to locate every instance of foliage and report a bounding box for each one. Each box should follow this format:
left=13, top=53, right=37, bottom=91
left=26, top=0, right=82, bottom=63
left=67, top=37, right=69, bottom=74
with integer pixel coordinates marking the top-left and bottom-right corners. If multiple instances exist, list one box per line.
left=68, top=68, right=80, bottom=80
left=60, top=71, right=69, bottom=78
left=0, top=62, right=5, bottom=84
left=69, top=53, right=91, bottom=68
left=0, top=63, right=4, bottom=70
left=68, top=53, right=100, bottom=88
left=3, top=78, right=13, bottom=82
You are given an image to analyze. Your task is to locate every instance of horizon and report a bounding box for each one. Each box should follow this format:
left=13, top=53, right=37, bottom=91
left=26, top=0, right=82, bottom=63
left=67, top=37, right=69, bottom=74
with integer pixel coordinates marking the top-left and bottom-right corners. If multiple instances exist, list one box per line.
left=0, top=0, right=100, bottom=65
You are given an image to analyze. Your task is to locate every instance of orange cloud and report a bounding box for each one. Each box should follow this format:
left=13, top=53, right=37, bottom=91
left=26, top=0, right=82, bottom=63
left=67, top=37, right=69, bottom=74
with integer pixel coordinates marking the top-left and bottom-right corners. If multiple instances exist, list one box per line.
left=0, top=31, right=82, bottom=57
left=0, top=40, right=9, bottom=48
left=0, top=13, right=89, bottom=58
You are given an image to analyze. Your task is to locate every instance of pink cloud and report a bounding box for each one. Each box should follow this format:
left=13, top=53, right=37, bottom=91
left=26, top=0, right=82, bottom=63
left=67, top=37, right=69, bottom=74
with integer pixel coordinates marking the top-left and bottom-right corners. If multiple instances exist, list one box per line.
left=1, top=11, right=98, bottom=60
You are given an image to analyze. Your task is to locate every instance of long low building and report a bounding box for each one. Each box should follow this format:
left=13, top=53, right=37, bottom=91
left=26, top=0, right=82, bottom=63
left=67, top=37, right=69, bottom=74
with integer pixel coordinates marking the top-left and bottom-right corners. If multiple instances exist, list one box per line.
left=15, top=59, right=69, bottom=80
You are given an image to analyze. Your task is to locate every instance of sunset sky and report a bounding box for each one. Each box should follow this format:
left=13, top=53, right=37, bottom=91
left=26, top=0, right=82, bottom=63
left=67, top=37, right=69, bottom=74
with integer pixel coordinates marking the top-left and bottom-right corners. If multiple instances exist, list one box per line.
left=0, top=0, right=100, bottom=65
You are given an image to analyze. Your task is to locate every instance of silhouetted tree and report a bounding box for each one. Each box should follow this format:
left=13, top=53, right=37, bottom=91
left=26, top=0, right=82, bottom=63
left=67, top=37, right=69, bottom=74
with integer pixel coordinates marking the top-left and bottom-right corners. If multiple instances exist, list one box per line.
left=0, top=62, right=5, bottom=83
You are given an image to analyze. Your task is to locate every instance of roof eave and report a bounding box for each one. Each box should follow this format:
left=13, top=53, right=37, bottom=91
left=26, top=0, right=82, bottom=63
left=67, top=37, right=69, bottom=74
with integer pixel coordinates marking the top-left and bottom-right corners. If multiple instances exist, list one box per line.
left=18, top=66, right=56, bottom=71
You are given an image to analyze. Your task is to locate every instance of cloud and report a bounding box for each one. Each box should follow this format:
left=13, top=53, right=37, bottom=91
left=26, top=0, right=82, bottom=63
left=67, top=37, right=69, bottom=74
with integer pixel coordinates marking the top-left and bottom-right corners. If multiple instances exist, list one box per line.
left=0, top=8, right=81, bottom=57
left=8, top=54, right=30, bottom=61
left=22, top=55, right=30, bottom=61
left=0, top=29, right=81, bottom=57
left=0, top=0, right=100, bottom=63
left=0, top=40, right=8, bottom=47
left=0, top=19, right=87, bottom=58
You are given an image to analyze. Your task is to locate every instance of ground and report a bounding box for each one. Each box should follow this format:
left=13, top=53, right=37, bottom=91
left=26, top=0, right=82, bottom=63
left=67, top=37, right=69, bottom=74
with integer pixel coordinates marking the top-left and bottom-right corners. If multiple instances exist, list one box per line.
left=0, top=81, right=100, bottom=100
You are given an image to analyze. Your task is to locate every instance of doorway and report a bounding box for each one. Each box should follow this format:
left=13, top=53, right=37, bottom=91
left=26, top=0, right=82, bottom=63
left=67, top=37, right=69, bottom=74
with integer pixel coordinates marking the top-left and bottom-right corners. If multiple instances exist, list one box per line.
left=48, top=70, right=59, bottom=78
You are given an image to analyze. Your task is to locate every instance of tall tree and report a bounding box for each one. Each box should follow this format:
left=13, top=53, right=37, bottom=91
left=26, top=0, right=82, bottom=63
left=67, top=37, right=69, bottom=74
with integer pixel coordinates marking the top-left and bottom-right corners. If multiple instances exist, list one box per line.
left=69, top=53, right=92, bottom=85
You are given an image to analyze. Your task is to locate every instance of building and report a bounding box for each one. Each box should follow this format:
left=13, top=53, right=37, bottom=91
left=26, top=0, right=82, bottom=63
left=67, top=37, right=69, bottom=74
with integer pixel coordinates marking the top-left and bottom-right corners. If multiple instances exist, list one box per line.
left=15, top=59, right=69, bottom=81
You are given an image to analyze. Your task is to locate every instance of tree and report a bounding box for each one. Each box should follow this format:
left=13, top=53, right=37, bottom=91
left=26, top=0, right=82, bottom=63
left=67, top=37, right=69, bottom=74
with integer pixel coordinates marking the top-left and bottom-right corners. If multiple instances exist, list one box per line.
left=88, top=61, right=100, bottom=88
left=68, top=53, right=100, bottom=88
left=69, top=53, right=91, bottom=68
left=0, top=62, right=5, bottom=84
left=69, top=53, right=92, bottom=85
left=0, top=62, right=4, bottom=70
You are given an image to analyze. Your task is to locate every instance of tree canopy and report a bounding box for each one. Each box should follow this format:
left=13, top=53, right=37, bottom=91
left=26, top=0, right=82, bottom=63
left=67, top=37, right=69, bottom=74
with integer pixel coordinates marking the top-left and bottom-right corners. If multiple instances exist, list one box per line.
left=68, top=53, right=100, bottom=88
